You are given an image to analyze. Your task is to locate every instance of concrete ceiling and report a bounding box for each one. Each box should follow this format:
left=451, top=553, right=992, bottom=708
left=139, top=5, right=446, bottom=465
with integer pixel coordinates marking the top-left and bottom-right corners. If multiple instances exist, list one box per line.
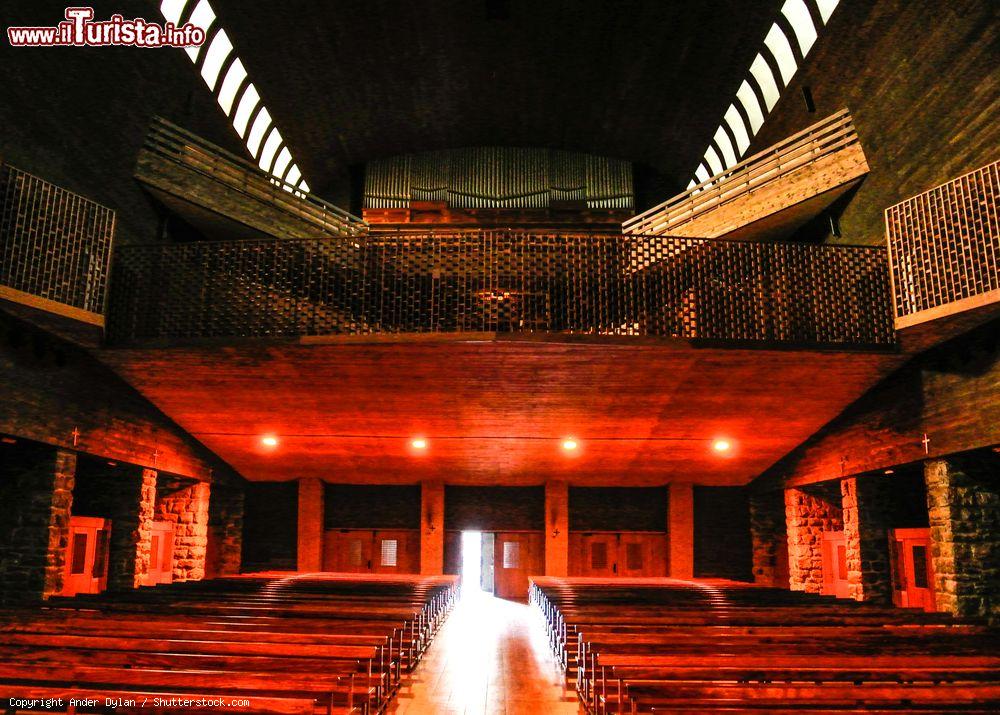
left=99, top=337, right=902, bottom=486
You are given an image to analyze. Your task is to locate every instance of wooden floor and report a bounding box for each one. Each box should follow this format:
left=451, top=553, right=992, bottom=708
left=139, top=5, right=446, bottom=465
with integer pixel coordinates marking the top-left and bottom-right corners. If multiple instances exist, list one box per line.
left=389, top=589, right=581, bottom=715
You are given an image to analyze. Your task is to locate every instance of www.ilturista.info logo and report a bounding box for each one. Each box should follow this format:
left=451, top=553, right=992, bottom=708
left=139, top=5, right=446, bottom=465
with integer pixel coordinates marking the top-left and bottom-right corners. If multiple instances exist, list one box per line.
left=6, top=7, right=206, bottom=48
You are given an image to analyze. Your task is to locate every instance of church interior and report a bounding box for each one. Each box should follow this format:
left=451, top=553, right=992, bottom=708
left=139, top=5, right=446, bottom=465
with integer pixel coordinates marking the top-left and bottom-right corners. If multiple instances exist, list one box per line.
left=0, top=0, right=998, bottom=712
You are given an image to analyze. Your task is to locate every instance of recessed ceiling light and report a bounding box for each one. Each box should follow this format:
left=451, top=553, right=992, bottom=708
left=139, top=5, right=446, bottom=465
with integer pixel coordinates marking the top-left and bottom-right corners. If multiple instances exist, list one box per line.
left=411, top=438, right=427, bottom=450
left=712, top=439, right=732, bottom=453
left=562, top=439, right=578, bottom=451
left=261, top=435, right=279, bottom=448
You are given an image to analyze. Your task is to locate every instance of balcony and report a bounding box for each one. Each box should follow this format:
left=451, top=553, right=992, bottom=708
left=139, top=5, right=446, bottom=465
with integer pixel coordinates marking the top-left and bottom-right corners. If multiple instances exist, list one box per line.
left=0, top=163, right=114, bottom=342
left=134, top=117, right=367, bottom=241
left=106, top=231, right=894, bottom=349
left=886, top=160, right=1000, bottom=350
left=624, top=109, right=868, bottom=242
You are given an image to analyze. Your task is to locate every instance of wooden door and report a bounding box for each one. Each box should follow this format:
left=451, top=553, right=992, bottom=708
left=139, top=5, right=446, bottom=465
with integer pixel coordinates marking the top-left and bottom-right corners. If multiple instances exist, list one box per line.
left=890, top=528, right=936, bottom=612
left=373, top=530, right=419, bottom=574
left=571, top=533, right=618, bottom=577
left=821, top=530, right=850, bottom=599
left=618, top=533, right=668, bottom=577
left=323, top=530, right=374, bottom=572
left=62, top=516, right=111, bottom=596
left=493, top=532, right=543, bottom=600
left=143, top=521, right=175, bottom=586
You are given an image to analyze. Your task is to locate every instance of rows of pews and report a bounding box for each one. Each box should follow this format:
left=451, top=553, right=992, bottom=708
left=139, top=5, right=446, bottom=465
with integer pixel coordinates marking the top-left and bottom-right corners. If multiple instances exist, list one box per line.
left=531, top=576, right=1000, bottom=714
left=0, top=573, right=459, bottom=714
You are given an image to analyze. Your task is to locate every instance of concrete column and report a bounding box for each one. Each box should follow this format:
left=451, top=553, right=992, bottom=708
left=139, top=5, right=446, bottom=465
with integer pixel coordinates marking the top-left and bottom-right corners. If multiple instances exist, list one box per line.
left=0, top=444, right=76, bottom=601
left=841, top=476, right=892, bottom=603
left=668, top=482, right=694, bottom=578
left=207, top=484, right=244, bottom=578
left=297, top=478, right=324, bottom=572
left=749, top=489, right=787, bottom=588
left=420, top=480, right=444, bottom=575
left=784, top=483, right=843, bottom=593
left=545, top=481, right=569, bottom=576
left=925, top=457, right=1000, bottom=620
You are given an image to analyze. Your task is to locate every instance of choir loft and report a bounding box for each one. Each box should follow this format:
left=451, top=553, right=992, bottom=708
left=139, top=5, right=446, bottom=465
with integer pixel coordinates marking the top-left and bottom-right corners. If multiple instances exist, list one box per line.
left=1, top=0, right=998, bottom=713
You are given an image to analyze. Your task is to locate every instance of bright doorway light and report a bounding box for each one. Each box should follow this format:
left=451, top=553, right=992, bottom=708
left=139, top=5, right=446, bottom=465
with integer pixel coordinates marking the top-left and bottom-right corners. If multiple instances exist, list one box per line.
left=461, top=531, right=482, bottom=594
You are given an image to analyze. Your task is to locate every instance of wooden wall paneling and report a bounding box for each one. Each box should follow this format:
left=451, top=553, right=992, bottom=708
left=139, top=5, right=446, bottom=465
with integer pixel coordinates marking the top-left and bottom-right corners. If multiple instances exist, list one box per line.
left=619, top=532, right=668, bottom=577
left=322, top=529, right=373, bottom=573
left=372, top=529, right=420, bottom=574
left=443, top=530, right=462, bottom=576
left=444, top=486, right=544, bottom=531
left=323, top=484, right=421, bottom=529
left=569, top=486, right=669, bottom=532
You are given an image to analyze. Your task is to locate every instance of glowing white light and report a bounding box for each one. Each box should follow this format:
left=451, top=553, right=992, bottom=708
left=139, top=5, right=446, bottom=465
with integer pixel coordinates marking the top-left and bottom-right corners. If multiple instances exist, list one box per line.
left=749, top=53, right=781, bottom=111
left=216, top=58, right=247, bottom=115
left=723, top=104, right=750, bottom=155
left=246, top=108, right=272, bottom=157
left=816, top=0, right=840, bottom=24
left=703, top=145, right=724, bottom=177
left=183, top=0, right=215, bottom=61
left=231, top=83, right=260, bottom=138
left=764, top=23, right=797, bottom=86
left=713, top=126, right=737, bottom=169
left=258, top=126, right=283, bottom=172
left=199, top=29, right=232, bottom=91
left=736, top=80, right=765, bottom=134
left=272, top=147, right=292, bottom=181
left=159, top=0, right=188, bottom=25
left=781, top=0, right=817, bottom=55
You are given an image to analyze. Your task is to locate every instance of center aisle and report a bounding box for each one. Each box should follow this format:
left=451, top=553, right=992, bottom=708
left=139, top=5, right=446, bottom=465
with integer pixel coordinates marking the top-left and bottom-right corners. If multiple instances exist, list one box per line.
left=389, top=589, right=581, bottom=715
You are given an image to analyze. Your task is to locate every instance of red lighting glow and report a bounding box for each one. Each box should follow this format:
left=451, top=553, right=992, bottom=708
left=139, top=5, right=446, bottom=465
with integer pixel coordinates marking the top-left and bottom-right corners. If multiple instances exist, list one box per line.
left=411, top=438, right=427, bottom=450
left=562, top=438, right=578, bottom=451
left=712, top=439, right=732, bottom=453
left=261, top=435, right=279, bottom=448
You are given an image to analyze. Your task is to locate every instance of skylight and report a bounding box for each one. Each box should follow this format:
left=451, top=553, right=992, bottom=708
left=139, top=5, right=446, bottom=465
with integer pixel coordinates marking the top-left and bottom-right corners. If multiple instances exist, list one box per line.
left=685, top=0, right=840, bottom=186
left=158, top=0, right=312, bottom=193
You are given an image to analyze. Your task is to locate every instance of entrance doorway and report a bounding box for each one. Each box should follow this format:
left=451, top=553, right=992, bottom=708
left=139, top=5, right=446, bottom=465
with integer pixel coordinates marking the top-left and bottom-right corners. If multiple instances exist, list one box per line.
left=461, top=531, right=495, bottom=594
left=890, top=527, right=936, bottom=612
left=455, top=530, right=541, bottom=600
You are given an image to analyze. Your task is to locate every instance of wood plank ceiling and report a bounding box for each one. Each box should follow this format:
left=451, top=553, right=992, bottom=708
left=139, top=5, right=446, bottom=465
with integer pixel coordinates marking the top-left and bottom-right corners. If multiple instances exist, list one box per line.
left=100, top=337, right=902, bottom=485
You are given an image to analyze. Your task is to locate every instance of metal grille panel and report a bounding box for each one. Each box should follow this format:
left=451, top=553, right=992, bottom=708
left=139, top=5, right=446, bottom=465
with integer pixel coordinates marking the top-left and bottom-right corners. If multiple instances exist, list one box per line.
left=885, top=160, right=1000, bottom=320
left=108, top=232, right=894, bottom=347
left=0, top=164, right=115, bottom=314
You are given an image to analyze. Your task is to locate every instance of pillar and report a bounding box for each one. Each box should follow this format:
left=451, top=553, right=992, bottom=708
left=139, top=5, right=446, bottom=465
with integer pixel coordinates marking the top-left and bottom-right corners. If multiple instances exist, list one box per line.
left=207, top=483, right=245, bottom=578
left=749, top=489, right=787, bottom=588
left=545, top=480, right=569, bottom=576
left=155, top=477, right=211, bottom=581
left=668, top=482, right=694, bottom=578
left=420, top=480, right=444, bottom=575
left=0, top=444, right=76, bottom=601
left=784, top=482, right=843, bottom=593
left=297, top=478, right=324, bottom=572
left=840, top=476, right=892, bottom=603
left=925, top=457, right=1000, bottom=620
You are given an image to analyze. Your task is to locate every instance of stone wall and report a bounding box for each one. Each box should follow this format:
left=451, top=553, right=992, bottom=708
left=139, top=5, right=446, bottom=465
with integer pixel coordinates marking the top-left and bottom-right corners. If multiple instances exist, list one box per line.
left=750, top=489, right=787, bottom=588
left=925, top=455, right=1000, bottom=621
left=0, top=443, right=76, bottom=601
left=841, top=476, right=892, bottom=604
left=155, top=477, right=210, bottom=582
left=785, top=482, right=843, bottom=593
left=207, top=484, right=244, bottom=578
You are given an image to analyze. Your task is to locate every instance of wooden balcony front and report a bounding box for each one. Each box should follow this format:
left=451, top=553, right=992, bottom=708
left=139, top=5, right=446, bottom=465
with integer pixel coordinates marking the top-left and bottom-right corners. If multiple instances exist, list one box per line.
left=623, top=109, right=869, bottom=242
left=134, top=117, right=367, bottom=241
left=885, top=159, right=1000, bottom=350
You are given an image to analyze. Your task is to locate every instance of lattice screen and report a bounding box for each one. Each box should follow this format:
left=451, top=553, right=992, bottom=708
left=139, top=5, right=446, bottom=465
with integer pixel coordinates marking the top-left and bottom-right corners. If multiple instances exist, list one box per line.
left=108, top=231, right=894, bottom=347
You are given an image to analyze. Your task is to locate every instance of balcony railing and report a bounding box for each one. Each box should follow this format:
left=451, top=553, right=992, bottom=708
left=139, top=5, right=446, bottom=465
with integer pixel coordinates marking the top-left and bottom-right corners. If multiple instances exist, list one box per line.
left=138, top=116, right=368, bottom=237
left=107, top=231, right=894, bottom=349
left=0, top=163, right=115, bottom=320
left=885, top=160, right=999, bottom=327
left=624, top=109, right=866, bottom=238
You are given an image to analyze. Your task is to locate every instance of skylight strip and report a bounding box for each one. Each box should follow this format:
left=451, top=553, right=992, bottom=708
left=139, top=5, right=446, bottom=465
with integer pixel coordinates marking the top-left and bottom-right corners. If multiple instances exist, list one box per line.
left=723, top=104, right=751, bottom=154
left=764, top=23, right=798, bottom=86
left=713, top=126, right=738, bottom=169
left=815, top=0, right=840, bottom=24
left=158, top=0, right=313, bottom=193
left=781, top=0, right=818, bottom=55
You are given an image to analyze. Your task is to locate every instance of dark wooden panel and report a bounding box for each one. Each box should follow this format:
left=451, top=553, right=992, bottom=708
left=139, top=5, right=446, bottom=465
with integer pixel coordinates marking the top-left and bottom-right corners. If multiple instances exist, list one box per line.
left=443, top=530, right=463, bottom=576
left=241, top=482, right=297, bottom=571
left=568, top=532, right=668, bottom=577
left=323, top=484, right=421, bottom=529
left=569, top=487, right=668, bottom=532
left=445, top=486, right=544, bottom=531
left=694, top=486, right=752, bottom=581
left=758, top=319, right=1000, bottom=490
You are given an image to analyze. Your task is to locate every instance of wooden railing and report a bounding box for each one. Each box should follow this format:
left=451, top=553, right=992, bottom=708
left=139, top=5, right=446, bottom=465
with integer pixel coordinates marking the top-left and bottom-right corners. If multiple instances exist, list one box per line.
left=107, top=231, right=894, bottom=349
left=0, top=163, right=115, bottom=320
left=885, top=160, right=999, bottom=326
left=143, top=116, right=368, bottom=237
left=624, top=109, right=863, bottom=236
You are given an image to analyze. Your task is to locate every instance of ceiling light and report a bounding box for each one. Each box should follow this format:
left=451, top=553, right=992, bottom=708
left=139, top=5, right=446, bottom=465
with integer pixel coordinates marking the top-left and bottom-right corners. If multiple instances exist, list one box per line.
left=411, top=438, right=427, bottom=450
left=261, top=435, right=279, bottom=448
left=712, top=439, right=732, bottom=453
left=562, top=439, right=578, bottom=451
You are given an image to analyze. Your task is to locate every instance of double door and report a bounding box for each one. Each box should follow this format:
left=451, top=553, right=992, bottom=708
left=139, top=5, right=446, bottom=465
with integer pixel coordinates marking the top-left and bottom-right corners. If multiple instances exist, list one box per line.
left=493, top=532, right=543, bottom=600
left=62, top=516, right=111, bottom=596
left=569, top=532, right=668, bottom=577
left=890, top=528, right=936, bottom=611
left=821, top=530, right=850, bottom=598
left=323, top=529, right=419, bottom=574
